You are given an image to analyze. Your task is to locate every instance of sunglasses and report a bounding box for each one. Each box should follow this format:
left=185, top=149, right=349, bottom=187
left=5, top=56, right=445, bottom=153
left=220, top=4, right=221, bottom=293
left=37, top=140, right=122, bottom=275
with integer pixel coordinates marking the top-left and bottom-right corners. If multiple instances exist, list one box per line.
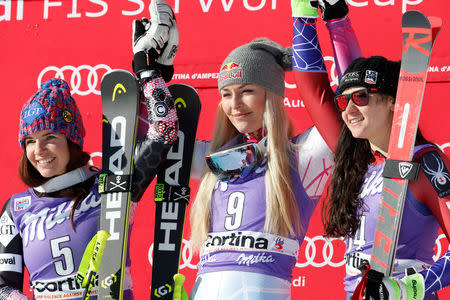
left=334, top=89, right=372, bottom=112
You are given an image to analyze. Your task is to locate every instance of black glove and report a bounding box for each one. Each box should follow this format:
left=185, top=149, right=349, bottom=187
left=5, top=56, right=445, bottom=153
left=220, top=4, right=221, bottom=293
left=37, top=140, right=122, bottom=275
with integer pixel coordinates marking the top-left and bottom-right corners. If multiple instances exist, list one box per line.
left=317, top=0, right=349, bottom=21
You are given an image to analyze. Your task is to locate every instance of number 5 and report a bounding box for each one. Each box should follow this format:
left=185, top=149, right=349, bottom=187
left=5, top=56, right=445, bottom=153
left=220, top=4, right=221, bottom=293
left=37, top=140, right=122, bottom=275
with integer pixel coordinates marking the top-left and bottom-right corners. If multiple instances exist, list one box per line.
left=50, top=236, right=75, bottom=276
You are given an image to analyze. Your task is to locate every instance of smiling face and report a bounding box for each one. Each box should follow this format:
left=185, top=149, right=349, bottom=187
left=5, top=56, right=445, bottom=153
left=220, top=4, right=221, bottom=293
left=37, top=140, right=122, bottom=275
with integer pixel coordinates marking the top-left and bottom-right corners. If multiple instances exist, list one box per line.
left=220, top=83, right=266, bottom=134
left=24, top=130, right=70, bottom=178
left=341, top=86, right=395, bottom=153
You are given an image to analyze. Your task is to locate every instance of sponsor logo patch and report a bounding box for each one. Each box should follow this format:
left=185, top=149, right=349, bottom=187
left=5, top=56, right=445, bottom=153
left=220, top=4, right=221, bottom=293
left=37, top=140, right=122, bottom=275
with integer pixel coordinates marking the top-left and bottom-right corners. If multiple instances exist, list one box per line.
left=22, top=100, right=45, bottom=125
left=14, top=196, right=31, bottom=211
left=220, top=62, right=240, bottom=72
left=421, top=151, right=450, bottom=198
left=202, top=231, right=298, bottom=257
left=341, top=71, right=360, bottom=84
left=62, top=110, right=73, bottom=123
left=364, top=70, right=378, bottom=84
left=399, top=162, right=414, bottom=178
left=31, top=274, right=95, bottom=298
left=219, top=62, right=242, bottom=82
left=0, top=212, right=19, bottom=247
left=0, top=254, right=22, bottom=273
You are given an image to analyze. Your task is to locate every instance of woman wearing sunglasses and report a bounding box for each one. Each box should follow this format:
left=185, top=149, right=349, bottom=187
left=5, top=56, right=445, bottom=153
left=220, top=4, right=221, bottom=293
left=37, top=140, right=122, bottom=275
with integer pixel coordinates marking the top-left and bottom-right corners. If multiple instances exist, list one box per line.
left=182, top=1, right=362, bottom=299
left=320, top=56, right=450, bottom=299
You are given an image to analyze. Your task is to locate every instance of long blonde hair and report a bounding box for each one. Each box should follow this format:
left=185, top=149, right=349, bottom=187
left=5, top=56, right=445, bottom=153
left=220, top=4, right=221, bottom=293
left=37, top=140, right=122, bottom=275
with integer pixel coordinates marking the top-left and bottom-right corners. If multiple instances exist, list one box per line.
left=190, top=90, right=301, bottom=251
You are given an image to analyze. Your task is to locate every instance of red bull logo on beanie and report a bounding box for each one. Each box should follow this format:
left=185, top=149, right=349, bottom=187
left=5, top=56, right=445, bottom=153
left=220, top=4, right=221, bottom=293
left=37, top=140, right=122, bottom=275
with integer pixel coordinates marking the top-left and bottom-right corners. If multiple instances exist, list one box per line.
left=221, top=62, right=240, bottom=72
left=219, top=62, right=242, bottom=83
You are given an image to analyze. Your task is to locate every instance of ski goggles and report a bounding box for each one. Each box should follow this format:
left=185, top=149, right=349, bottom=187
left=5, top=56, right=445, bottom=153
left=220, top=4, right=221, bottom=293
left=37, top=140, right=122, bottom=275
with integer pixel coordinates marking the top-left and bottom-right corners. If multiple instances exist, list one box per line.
left=334, top=89, right=374, bottom=112
left=205, top=137, right=267, bottom=181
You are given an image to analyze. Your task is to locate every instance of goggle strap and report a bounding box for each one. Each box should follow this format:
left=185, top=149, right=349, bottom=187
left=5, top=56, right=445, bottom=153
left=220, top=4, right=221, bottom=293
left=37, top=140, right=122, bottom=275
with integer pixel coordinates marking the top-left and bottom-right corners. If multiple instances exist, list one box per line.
left=258, top=136, right=268, bottom=153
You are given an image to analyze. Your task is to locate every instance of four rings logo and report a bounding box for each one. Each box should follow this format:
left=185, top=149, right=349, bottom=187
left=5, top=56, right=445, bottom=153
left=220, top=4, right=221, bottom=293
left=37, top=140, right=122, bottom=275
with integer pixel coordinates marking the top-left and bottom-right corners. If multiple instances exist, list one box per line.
left=38, top=64, right=112, bottom=96
left=149, top=234, right=450, bottom=270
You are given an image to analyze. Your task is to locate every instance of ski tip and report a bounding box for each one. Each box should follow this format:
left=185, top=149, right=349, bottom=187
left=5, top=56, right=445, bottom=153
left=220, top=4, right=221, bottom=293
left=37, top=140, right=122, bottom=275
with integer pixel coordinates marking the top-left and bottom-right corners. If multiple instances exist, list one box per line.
left=101, top=69, right=137, bottom=87
left=168, top=83, right=199, bottom=94
left=402, top=10, right=430, bottom=28
left=103, top=69, right=136, bottom=79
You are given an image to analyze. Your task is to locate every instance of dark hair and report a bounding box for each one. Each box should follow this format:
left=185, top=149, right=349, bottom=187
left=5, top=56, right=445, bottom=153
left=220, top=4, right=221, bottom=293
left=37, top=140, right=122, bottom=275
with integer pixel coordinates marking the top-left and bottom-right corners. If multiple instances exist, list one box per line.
left=19, top=139, right=94, bottom=230
left=322, top=122, right=429, bottom=238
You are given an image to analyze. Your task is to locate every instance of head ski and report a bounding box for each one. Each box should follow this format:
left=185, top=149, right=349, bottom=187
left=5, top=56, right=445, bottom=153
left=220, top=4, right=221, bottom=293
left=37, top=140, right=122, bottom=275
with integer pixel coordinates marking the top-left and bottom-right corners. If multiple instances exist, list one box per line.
left=150, top=84, right=201, bottom=300
left=97, top=70, right=140, bottom=299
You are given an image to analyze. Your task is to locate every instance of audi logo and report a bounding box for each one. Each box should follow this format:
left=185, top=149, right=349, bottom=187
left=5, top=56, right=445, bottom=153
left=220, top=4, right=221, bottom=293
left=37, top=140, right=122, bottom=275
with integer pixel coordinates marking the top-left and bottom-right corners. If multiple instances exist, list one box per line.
left=147, top=234, right=449, bottom=269
left=38, top=64, right=112, bottom=96
left=296, top=236, right=345, bottom=268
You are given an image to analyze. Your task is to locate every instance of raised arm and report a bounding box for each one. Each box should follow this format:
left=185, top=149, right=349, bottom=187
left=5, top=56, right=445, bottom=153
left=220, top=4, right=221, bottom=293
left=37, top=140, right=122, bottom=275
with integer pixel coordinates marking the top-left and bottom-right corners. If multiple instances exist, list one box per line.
left=292, top=0, right=361, bottom=151
left=130, top=0, right=179, bottom=202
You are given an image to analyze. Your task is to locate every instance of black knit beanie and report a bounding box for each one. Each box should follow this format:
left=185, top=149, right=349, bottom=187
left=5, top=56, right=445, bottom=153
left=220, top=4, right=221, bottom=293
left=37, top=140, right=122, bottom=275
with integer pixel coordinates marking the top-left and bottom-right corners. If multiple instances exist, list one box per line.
left=338, top=56, right=401, bottom=98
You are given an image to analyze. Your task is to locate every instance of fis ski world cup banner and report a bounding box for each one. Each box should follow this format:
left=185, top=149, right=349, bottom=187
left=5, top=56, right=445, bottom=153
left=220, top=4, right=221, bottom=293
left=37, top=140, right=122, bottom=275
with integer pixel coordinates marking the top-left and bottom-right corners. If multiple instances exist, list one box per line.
left=1, top=0, right=450, bottom=298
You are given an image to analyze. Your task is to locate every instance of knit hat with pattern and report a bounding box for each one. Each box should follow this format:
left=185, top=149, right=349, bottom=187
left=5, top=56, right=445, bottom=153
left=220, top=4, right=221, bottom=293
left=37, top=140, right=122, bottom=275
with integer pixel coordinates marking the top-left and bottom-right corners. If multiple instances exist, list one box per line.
left=19, top=78, right=85, bottom=148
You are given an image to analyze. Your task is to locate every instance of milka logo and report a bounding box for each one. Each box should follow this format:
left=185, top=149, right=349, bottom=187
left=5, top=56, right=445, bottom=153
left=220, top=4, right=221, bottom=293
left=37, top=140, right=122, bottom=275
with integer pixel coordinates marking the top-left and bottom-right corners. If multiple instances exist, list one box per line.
left=198, top=253, right=217, bottom=270
left=236, top=253, right=275, bottom=266
left=21, top=193, right=101, bottom=246
left=359, top=169, right=383, bottom=199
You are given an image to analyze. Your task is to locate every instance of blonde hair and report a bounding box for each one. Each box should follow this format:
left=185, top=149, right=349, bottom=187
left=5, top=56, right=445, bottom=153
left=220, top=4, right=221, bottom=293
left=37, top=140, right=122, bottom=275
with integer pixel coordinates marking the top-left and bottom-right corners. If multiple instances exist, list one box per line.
left=190, top=90, right=301, bottom=251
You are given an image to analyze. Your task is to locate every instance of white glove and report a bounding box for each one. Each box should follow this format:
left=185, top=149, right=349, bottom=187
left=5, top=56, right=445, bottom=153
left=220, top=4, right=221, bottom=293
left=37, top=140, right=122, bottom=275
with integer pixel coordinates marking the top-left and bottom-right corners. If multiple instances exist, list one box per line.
left=132, top=0, right=178, bottom=81
left=133, top=0, right=175, bottom=55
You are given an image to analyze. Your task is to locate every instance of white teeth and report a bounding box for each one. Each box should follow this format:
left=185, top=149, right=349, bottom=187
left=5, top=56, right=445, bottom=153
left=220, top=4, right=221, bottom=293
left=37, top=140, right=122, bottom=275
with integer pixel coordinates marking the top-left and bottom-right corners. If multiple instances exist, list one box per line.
left=350, top=118, right=363, bottom=124
left=39, top=158, right=54, bottom=164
